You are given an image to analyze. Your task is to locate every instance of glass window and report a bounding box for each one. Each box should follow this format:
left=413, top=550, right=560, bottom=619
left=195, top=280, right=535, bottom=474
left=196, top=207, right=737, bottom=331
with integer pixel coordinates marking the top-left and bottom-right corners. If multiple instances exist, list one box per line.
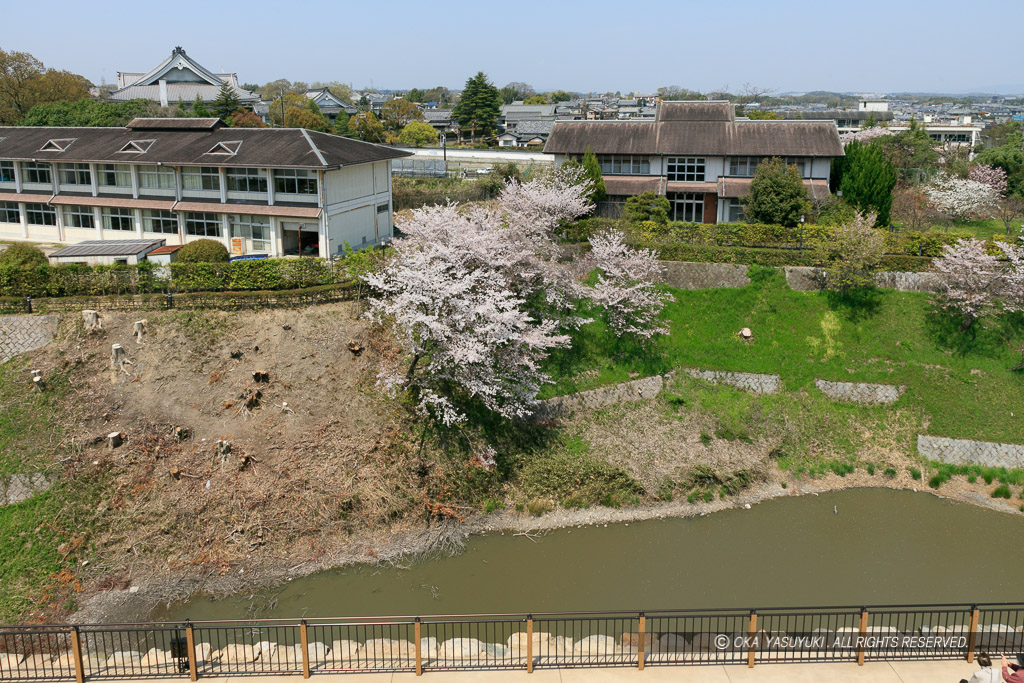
left=63, top=205, right=94, bottom=229
left=727, top=198, right=745, bottom=223
left=0, top=202, right=19, bottom=223
left=596, top=155, right=650, bottom=175
left=666, top=157, right=706, bottom=182
left=185, top=212, right=222, bottom=237
left=143, top=209, right=178, bottom=234
left=670, top=193, right=705, bottom=223
left=102, top=207, right=135, bottom=231
left=226, top=168, right=267, bottom=193
left=22, top=162, right=52, bottom=184
left=274, top=169, right=317, bottom=195
left=25, top=203, right=56, bottom=226
left=182, top=166, right=221, bottom=191
left=0, top=161, right=14, bottom=183
left=58, top=163, right=91, bottom=185
left=229, top=214, right=270, bottom=251
left=137, top=164, right=175, bottom=189
left=98, top=164, right=132, bottom=187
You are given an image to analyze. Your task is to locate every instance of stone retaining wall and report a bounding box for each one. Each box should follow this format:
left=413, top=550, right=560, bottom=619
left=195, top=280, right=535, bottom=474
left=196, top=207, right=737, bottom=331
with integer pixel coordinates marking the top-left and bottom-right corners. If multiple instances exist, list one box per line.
left=683, top=369, right=780, bottom=394
left=0, top=314, right=58, bottom=363
left=784, top=266, right=944, bottom=293
left=658, top=261, right=750, bottom=290
left=917, top=435, right=1024, bottom=469
left=533, top=375, right=664, bottom=420
left=1, top=473, right=52, bottom=505
left=815, top=380, right=905, bottom=404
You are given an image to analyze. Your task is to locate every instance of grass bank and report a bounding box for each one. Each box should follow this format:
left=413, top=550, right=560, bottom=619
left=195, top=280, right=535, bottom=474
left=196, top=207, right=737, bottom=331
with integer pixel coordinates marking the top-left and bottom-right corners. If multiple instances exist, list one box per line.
left=541, top=267, right=1024, bottom=444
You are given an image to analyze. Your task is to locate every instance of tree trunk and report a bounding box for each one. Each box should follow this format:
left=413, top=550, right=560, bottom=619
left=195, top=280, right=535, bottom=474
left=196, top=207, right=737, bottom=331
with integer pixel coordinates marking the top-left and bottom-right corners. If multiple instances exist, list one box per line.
left=107, top=431, right=124, bottom=449
left=132, top=319, right=147, bottom=344
left=82, top=309, right=101, bottom=332
left=110, top=344, right=126, bottom=369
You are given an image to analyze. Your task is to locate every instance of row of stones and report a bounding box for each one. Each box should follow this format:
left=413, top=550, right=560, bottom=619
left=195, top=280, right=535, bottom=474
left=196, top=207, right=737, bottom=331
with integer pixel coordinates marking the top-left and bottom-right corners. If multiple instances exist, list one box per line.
left=6, top=624, right=1020, bottom=673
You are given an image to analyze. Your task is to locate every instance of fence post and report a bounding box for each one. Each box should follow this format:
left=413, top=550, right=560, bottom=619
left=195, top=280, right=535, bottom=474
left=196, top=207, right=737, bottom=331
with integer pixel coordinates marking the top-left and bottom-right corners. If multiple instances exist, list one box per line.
left=747, top=610, right=757, bottom=668
left=165, top=292, right=173, bottom=310
left=966, top=606, right=980, bottom=663
left=637, top=612, right=645, bottom=671
left=184, top=621, right=198, bottom=681
left=414, top=618, right=422, bottom=676
left=526, top=615, right=533, bottom=674
left=857, top=608, right=868, bottom=666
left=70, top=626, right=85, bottom=683
left=299, top=620, right=310, bottom=679
left=25, top=296, right=32, bottom=314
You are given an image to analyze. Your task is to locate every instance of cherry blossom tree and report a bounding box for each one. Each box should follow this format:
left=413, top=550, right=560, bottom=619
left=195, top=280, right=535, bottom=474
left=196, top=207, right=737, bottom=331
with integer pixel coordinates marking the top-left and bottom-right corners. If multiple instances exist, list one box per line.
left=364, top=167, right=673, bottom=426
left=968, top=164, right=1009, bottom=197
left=998, top=240, right=1024, bottom=314
left=925, top=174, right=1000, bottom=222
left=588, top=231, right=674, bottom=337
left=839, top=127, right=895, bottom=144
left=933, top=238, right=1002, bottom=329
left=813, top=212, right=886, bottom=293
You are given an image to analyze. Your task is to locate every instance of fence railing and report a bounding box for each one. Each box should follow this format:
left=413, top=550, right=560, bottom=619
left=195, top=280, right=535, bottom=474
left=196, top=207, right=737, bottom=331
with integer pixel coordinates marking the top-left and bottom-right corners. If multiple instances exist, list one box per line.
left=1, top=603, right=1021, bottom=680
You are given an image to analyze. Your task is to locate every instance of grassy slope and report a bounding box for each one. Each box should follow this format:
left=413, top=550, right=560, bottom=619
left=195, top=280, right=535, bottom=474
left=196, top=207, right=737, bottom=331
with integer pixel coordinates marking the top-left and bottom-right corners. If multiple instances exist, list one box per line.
left=542, top=268, right=1024, bottom=444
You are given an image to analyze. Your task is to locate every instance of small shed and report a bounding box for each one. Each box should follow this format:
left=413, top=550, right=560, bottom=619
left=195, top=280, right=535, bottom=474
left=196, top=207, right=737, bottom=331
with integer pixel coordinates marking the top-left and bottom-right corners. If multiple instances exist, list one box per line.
left=146, top=244, right=183, bottom=267
left=48, top=239, right=166, bottom=266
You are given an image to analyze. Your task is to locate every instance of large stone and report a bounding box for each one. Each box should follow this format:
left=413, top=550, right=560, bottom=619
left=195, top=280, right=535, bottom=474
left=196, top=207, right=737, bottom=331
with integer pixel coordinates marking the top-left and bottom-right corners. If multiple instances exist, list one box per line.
left=659, top=633, right=690, bottom=652
left=255, top=641, right=277, bottom=662
left=214, top=643, right=258, bottom=664
left=0, top=652, right=24, bottom=673
left=439, top=638, right=483, bottom=661
left=573, top=634, right=619, bottom=658
left=361, top=638, right=413, bottom=663
left=141, top=647, right=175, bottom=670
left=104, top=650, right=143, bottom=670
left=328, top=639, right=361, bottom=664
left=307, top=641, right=329, bottom=666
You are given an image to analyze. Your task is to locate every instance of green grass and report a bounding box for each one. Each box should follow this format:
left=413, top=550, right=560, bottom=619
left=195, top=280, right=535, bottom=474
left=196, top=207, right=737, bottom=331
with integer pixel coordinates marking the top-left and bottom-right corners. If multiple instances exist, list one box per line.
left=542, top=267, right=1024, bottom=443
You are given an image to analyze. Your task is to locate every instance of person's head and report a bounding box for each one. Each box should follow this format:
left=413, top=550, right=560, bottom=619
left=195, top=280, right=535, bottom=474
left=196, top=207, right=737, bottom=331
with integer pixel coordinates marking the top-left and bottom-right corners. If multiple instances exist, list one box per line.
left=978, top=653, right=992, bottom=668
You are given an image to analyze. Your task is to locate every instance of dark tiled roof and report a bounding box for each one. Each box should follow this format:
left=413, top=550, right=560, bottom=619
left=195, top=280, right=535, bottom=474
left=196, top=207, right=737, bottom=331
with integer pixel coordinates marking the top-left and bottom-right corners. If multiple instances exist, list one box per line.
left=658, top=101, right=734, bottom=122
left=49, top=239, right=165, bottom=258
left=0, top=126, right=411, bottom=169
left=127, top=118, right=223, bottom=130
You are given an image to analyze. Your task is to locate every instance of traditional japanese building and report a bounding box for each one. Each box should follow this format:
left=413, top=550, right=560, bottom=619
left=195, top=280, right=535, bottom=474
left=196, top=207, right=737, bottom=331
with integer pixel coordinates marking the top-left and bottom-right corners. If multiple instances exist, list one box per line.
left=110, top=47, right=259, bottom=108
left=544, top=101, right=844, bottom=223
left=0, top=118, right=410, bottom=257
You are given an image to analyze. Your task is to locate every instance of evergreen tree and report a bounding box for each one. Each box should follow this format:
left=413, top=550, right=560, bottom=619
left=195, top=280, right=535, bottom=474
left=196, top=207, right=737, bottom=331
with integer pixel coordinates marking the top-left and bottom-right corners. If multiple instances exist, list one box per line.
left=452, top=72, right=502, bottom=142
left=741, top=158, right=810, bottom=227
left=212, top=82, right=240, bottom=120
left=839, top=141, right=898, bottom=226
left=581, top=146, right=605, bottom=205
left=191, top=95, right=211, bottom=118
left=333, top=112, right=352, bottom=137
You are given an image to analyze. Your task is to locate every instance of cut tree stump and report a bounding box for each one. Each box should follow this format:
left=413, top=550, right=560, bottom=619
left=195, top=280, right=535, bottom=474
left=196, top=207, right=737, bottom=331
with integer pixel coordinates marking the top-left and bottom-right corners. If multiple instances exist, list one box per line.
left=30, top=370, right=44, bottom=392
left=132, top=320, right=147, bottom=345
left=108, top=431, right=125, bottom=449
left=215, top=440, right=231, bottom=464
left=252, top=371, right=269, bottom=383
left=82, top=309, right=102, bottom=332
left=111, top=344, right=134, bottom=375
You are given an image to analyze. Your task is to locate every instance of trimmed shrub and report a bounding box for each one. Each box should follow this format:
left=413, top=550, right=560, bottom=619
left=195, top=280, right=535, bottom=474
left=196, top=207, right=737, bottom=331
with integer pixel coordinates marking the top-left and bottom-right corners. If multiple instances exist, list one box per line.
left=176, top=239, right=230, bottom=263
left=0, top=244, right=48, bottom=269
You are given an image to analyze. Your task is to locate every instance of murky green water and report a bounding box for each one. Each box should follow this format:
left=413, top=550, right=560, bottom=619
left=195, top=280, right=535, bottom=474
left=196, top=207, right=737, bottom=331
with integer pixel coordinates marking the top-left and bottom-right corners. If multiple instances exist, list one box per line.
left=156, top=488, right=1024, bottom=620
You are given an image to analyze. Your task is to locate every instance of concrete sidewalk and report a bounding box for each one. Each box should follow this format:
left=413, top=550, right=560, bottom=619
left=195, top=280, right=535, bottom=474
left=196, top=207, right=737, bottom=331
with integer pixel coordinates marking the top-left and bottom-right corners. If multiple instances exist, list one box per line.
left=142, top=660, right=979, bottom=683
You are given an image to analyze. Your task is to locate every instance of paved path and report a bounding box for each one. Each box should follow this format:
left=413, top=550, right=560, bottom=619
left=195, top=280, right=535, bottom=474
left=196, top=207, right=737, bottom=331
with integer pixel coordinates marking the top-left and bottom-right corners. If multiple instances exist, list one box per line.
left=99, top=660, right=979, bottom=683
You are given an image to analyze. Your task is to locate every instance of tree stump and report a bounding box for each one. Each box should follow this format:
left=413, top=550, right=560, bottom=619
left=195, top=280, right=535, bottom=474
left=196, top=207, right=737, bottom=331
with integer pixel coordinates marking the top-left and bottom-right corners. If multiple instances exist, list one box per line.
left=252, top=371, right=269, bottom=383
left=30, top=370, right=44, bottom=392
left=738, top=327, right=753, bottom=341
left=108, top=431, right=124, bottom=449
left=215, top=440, right=231, bottom=464
left=132, top=319, right=147, bottom=345
left=82, top=309, right=102, bottom=332
left=110, top=344, right=133, bottom=374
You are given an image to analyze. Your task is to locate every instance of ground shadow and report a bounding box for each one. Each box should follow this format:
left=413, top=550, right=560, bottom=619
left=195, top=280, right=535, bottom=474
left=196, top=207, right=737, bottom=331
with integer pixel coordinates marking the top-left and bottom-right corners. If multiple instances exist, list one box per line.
left=824, top=287, right=883, bottom=322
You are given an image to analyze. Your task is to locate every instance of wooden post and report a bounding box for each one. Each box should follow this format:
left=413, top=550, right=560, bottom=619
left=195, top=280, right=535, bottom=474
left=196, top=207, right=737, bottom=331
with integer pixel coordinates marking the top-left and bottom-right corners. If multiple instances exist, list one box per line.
left=857, top=608, right=868, bottom=666
left=966, top=607, right=980, bottom=663
left=299, top=621, right=310, bottom=679
left=526, top=616, right=533, bottom=674
left=185, top=622, right=198, bottom=682
left=70, top=627, right=85, bottom=683
left=747, top=611, right=757, bottom=668
left=637, top=613, right=645, bottom=671
left=414, top=619, right=422, bottom=676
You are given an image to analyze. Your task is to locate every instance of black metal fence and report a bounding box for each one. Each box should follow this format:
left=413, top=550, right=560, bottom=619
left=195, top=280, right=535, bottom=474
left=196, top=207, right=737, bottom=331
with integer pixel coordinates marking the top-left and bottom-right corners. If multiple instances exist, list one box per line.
left=1, top=603, right=1021, bottom=680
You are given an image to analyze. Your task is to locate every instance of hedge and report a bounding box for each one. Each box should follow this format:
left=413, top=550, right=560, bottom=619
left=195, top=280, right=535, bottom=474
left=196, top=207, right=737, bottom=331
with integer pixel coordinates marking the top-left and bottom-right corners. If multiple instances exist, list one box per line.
left=0, top=257, right=357, bottom=298
left=636, top=242, right=936, bottom=272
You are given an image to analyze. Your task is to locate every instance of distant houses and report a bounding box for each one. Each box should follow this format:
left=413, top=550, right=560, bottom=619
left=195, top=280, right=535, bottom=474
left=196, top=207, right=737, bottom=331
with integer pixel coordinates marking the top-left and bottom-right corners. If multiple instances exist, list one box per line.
left=110, top=47, right=259, bottom=108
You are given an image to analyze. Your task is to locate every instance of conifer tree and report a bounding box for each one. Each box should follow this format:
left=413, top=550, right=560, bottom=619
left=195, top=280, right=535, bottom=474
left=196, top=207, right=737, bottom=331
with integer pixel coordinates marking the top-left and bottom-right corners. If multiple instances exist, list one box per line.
left=212, top=82, right=240, bottom=120
left=452, top=72, right=502, bottom=142
left=839, top=141, right=898, bottom=227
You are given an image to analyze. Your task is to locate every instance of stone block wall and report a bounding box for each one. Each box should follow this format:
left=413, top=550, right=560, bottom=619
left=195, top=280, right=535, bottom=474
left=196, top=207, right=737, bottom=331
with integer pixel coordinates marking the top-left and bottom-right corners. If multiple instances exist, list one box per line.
left=784, top=266, right=944, bottom=293
left=658, top=262, right=751, bottom=290
left=0, top=314, right=58, bottom=363
left=815, top=380, right=905, bottom=404
left=917, top=435, right=1024, bottom=469
left=533, top=375, right=664, bottom=421
left=683, top=369, right=780, bottom=394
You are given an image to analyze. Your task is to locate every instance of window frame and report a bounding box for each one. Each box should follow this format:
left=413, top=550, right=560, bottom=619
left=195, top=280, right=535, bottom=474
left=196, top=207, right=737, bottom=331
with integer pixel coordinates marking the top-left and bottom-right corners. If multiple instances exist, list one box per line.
left=137, top=164, right=175, bottom=190
left=596, top=154, right=650, bottom=175
left=184, top=211, right=223, bottom=238
left=666, top=157, right=706, bottom=182
left=62, top=205, right=95, bottom=229
left=0, top=201, right=20, bottom=223
left=98, top=164, right=133, bottom=188
left=58, top=163, right=91, bottom=186
left=22, top=162, right=53, bottom=185
left=102, top=207, right=136, bottom=231
left=181, top=166, right=221, bottom=192
left=273, top=169, right=318, bottom=195
left=670, top=192, right=705, bottom=223
left=25, top=203, right=56, bottom=226
left=229, top=214, right=271, bottom=251
left=0, top=161, right=15, bottom=183
left=225, top=167, right=268, bottom=193
left=143, top=209, right=179, bottom=235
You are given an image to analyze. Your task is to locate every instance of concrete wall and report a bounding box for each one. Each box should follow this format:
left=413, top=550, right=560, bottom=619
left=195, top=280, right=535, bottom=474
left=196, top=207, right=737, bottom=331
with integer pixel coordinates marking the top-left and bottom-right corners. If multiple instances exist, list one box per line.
left=658, top=261, right=750, bottom=290
left=784, top=266, right=944, bottom=293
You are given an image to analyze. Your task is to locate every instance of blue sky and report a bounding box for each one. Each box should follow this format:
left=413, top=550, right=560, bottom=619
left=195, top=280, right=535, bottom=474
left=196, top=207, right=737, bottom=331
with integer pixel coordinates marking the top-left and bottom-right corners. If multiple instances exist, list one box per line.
left=3, top=0, right=1022, bottom=94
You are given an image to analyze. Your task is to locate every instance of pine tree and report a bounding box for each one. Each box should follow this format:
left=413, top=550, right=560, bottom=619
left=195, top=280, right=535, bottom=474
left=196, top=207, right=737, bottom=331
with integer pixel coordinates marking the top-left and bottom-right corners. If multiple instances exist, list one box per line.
left=452, top=72, right=502, bottom=142
left=581, top=146, right=606, bottom=205
left=191, top=95, right=211, bottom=118
left=211, top=82, right=240, bottom=120
left=839, top=141, right=898, bottom=227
